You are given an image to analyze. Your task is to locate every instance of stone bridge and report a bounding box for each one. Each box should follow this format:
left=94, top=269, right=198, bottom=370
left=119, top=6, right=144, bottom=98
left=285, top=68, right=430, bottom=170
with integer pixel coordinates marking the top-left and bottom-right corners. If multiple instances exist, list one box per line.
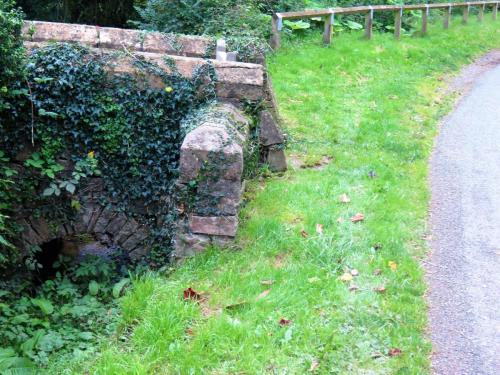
left=16, top=21, right=287, bottom=261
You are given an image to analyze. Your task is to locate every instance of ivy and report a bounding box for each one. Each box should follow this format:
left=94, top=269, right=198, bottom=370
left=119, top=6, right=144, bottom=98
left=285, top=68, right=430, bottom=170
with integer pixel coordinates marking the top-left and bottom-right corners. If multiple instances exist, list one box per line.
left=0, top=42, right=216, bottom=270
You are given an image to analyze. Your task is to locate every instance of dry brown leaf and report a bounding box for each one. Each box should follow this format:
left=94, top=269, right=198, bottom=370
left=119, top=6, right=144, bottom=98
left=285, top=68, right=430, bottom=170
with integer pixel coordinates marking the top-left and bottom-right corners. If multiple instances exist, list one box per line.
left=373, top=268, right=382, bottom=276
left=300, top=230, right=309, bottom=238
left=279, top=317, right=291, bottom=326
left=339, top=272, right=353, bottom=282
left=348, top=284, right=359, bottom=292
left=256, top=289, right=271, bottom=301
left=339, top=193, right=351, bottom=203
left=315, top=223, right=324, bottom=234
left=374, top=286, right=386, bottom=293
left=351, top=213, right=365, bottom=223
left=260, top=279, right=274, bottom=286
left=388, top=348, right=402, bottom=357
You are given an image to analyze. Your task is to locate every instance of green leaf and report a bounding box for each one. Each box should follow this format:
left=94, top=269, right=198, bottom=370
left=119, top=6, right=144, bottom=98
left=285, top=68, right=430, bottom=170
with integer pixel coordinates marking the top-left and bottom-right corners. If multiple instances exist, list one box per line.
left=112, top=278, right=130, bottom=299
left=42, top=187, right=54, bottom=197
left=283, top=20, right=310, bottom=30
left=65, top=183, right=76, bottom=194
left=38, top=108, right=59, bottom=118
left=30, top=298, right=54, bottom=315
left=88, top=280, right=99, bottom=296
left=346, top=20, right=363, bottom=30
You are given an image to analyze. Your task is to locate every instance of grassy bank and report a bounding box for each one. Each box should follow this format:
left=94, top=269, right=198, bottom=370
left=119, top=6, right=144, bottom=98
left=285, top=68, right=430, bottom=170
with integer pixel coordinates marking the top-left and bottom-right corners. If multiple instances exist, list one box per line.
left=53, top=17, right=500, bottom=374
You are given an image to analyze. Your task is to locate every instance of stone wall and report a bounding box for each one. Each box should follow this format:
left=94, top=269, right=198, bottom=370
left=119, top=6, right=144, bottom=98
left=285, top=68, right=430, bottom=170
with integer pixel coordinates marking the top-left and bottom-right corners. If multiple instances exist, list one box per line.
left=15, top=22, right=288, bottom=259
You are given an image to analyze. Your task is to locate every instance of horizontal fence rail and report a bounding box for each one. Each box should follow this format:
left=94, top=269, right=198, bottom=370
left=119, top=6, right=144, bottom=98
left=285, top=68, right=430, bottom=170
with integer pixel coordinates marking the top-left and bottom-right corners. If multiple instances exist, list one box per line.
left=271, top=1, right=500, bottom=48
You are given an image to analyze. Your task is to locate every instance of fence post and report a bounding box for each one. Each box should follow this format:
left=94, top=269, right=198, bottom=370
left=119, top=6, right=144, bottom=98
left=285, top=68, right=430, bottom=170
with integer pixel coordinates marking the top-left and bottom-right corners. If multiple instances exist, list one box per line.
left=271, top=15, right=282, bottom=49
left=323, top=12, right=333, bottom=44
left=494, top=3, right=499, bottom=20
left=422, top=4, right=429, bottom=35
left=364, top=7, right=374, bottom=39
left=394, top=7, right=403, bottom=39
left=444, top=5, right=452, bottom=29
left=478, top=3, right=485, bottom=22
left=463, top=3, right=470, bottom=24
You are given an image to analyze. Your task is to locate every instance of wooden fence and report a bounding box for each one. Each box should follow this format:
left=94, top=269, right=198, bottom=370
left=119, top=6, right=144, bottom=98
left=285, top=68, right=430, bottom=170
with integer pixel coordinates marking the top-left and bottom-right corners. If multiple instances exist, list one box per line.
left=271, top=1, right=500, bottom=48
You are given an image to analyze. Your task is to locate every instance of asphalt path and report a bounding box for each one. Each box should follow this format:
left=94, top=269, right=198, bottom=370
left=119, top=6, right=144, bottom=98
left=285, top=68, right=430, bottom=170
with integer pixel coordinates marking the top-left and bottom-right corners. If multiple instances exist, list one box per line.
left=428, top=56, right=500, bottom=375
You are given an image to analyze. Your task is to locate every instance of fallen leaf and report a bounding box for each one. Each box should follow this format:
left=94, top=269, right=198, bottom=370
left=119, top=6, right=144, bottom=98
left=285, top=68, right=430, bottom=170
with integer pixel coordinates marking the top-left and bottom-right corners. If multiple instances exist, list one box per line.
left=315, top=223, right=323, bottom=234
left=350, top=269, right=359, bottom=277
left=339, top=272, right=353, bottom=282
left=279, top=318, right=291, bottom=326
left=308, top=276, right=321, bottom=283
left=388, top=348, right=402, bottom=357
left=300, top=230, right=309, bottom=238
left=388, top=261, right=398, bottom=271
left=183, top=287, right=202, bottom=301
left=374, top=286, right=386, bottom=293
left=348, top=284, right=359, bottom=292
left=351, top=213, right=365, bottom=223
left=339, top=193, right=351, bottom=203
left=185, top=327, right=194, bottom=336
left=388, top=95, right=398, bottom=100
left=309, top=359, right=320, bottom=371
left=256, top=289, right=271, bottom=301
left=373, top=268, right=382, bottom=276
left=260, top=279, right=274, bottom=285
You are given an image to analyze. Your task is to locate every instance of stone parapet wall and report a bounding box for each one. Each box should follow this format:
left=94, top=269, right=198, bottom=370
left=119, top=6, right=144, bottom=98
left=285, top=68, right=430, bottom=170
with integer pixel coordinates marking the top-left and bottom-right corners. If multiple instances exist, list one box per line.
left=23, top=42, right=265, bottom=102
left=22, top=21, right=213, bottom=58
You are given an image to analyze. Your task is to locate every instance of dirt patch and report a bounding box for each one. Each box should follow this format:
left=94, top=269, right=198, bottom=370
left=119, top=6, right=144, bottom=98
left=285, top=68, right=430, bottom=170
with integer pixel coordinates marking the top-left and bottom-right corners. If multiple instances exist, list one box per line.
left=288, top=154, right=333, bottom=170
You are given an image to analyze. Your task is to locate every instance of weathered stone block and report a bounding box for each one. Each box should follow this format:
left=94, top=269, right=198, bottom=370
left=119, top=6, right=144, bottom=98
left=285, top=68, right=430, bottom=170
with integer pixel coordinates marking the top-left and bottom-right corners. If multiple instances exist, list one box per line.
left=142, top=33, right=211, bottom=56
left=179, top=124, right=244, bottom=183
left=98, top=27, right=143, bottom=50
left=173, top=232, right=211, bottom=258
left=189, top=216, right=238, bottom=237
left=267, top=148, right=287, bottom=172
left=193, top=179, right=242, bottom=216
left=23, top=21, right=98, bottom=46
left=259, top=110, right=284, bottom=146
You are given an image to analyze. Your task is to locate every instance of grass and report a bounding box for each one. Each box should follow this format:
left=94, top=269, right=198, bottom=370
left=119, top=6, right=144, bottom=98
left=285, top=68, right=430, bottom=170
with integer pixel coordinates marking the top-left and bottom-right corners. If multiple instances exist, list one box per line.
left=53, top=17, right=500, bottom=374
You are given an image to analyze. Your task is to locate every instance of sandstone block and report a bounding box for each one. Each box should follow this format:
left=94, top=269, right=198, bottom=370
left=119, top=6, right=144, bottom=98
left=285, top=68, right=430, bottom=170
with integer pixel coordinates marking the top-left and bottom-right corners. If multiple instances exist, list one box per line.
left=189, top=216, right=238, bottom=237
left=267, top=148, right=287, bottom=172
left=173, top=232, right=211, bottom=258
left=179, top=124, right=244, bottom=183
left=259, top=110, right=284, bottom=146
left=98, top=27, right=143, bottom=50
left=23, top=21, right=98, bottom=46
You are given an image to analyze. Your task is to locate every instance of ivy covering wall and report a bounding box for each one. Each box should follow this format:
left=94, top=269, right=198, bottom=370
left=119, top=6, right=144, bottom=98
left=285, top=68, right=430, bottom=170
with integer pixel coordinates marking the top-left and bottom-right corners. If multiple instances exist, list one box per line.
left=0, top=41, right=216, bottom=273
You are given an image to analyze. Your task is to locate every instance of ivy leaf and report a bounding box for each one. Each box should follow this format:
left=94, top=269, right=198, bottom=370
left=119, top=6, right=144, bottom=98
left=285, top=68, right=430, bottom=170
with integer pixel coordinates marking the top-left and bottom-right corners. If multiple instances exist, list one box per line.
left=38, top=108, right=59, bottom=118
left=31, top=298, right=54, bottom=315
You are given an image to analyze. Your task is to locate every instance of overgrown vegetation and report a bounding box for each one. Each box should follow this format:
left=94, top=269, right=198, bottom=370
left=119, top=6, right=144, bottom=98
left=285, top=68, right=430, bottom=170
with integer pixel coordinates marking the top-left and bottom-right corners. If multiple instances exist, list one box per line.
left=48, top=17, right=500, bottom=374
